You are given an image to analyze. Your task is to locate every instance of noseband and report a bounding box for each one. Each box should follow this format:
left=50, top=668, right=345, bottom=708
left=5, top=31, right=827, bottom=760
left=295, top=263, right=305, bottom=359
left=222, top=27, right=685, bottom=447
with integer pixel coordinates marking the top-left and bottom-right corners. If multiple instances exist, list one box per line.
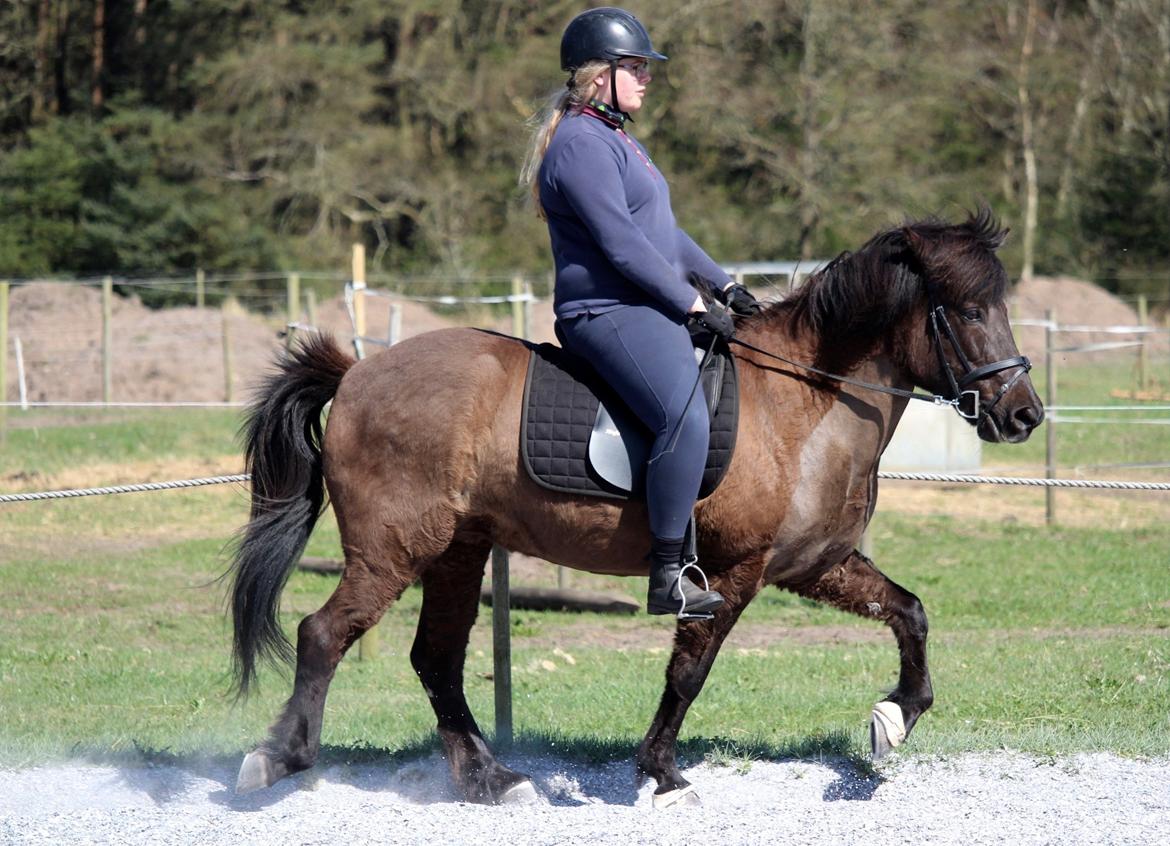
left=928, top=299, right=1031, bottom=424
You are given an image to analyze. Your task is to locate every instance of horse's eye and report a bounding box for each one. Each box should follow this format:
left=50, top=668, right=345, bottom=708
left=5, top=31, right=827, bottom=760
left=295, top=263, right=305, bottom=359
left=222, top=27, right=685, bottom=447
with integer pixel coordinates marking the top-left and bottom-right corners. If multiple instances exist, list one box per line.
left=961, top=308, right=984, bottom=323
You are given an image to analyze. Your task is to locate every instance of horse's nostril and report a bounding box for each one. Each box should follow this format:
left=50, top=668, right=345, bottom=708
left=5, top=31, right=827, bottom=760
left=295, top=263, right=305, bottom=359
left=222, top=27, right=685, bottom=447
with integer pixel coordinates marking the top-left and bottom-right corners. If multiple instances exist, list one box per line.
left=1013, top=404, right=1044, bottom=430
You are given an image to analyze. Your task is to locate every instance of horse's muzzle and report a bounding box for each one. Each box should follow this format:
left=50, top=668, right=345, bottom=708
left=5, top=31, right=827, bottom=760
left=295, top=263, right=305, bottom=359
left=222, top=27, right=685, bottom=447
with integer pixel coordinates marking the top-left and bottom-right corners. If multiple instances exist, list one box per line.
left=978, top=398, right=1044, bottom=444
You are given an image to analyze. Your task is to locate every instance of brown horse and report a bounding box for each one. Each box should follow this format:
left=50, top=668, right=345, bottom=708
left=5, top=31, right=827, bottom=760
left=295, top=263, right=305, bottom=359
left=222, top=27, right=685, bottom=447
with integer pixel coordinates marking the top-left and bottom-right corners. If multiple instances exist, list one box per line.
left=228, top=208, right=1043, bottom=807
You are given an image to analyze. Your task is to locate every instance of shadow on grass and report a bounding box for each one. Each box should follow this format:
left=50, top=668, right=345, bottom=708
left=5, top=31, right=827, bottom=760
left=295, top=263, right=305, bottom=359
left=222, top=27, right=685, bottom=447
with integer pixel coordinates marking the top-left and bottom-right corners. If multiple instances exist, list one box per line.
left=64, top=729, right=882, bottom=809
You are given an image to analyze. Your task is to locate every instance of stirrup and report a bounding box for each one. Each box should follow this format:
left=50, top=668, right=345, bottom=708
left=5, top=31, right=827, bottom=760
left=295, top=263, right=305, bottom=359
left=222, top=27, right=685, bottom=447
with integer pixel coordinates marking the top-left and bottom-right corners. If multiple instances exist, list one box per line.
left=673, top=555, right=715, bottom=621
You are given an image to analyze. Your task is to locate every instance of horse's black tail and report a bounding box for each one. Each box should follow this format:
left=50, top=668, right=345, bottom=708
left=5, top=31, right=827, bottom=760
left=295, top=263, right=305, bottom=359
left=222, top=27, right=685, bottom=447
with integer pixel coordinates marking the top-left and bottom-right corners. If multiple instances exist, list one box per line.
left=228, top=333, right=355, bottom=697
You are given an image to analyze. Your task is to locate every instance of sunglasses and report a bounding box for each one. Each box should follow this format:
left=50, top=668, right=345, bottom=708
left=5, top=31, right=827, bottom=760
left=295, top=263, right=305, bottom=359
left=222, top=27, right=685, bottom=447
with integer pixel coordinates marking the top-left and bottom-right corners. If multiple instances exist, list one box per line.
left=616, top=59, right=652, bottom=79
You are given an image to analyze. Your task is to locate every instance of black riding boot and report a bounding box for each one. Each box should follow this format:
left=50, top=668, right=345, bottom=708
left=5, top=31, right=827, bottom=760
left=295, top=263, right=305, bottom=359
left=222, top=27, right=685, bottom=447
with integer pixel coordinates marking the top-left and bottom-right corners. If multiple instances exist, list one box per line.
left=646, top=536, right=724, bottom=619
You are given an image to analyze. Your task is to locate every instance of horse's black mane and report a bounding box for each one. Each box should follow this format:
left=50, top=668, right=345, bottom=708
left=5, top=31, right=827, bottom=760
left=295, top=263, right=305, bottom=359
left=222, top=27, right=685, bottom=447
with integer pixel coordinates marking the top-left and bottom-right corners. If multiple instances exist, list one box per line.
left=755, top=207, right=1008, bottom=342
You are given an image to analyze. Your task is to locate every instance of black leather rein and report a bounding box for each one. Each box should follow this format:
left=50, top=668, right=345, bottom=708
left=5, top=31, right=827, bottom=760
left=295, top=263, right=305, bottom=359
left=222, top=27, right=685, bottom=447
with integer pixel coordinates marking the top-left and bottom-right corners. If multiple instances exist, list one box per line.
left=729, top=304, right=1031, bottom=424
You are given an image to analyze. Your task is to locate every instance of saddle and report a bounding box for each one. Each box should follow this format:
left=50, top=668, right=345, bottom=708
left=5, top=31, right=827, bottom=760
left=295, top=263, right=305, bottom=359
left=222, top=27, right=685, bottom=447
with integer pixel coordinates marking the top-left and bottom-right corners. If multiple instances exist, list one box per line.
left=520, top=334, right=739, bottom=500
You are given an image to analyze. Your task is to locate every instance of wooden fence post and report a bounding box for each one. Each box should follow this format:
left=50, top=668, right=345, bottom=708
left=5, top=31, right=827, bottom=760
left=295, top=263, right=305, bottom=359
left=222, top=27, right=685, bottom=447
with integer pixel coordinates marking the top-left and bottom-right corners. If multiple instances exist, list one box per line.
left=0, top=281, right=8, bottom=442
left=523, top=280, right=533, bottom=342
left=388, top=302, right=402, bottom=346
left=511, top=275, right=524, bottom=339
left=222, top=302, right=234, bottom=403
left=352, top=244, right=367, bottom=361
left=196, top=268, right=205, bottom=309
left=286, top=272, right=300, bottom=350
left=1045, top=309, right=1057, bottom=526
left=1137, top=293, right=1149, bottom=391
left=491, top=544, right=513, bottom=746
left=305, top=288, right=318, bottom=330
left=14, top=339, right=26, bottom=410
left=355, top=241, right=377, bottom=661
left=102, top=276, right=113, bottom=403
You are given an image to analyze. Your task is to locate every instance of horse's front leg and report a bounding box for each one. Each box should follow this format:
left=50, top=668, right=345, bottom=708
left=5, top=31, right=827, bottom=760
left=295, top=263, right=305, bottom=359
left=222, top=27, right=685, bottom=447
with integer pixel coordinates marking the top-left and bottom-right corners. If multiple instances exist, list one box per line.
left=636, top=564, right=762, bottom=809
left=795, top=548, right=933, bottom=758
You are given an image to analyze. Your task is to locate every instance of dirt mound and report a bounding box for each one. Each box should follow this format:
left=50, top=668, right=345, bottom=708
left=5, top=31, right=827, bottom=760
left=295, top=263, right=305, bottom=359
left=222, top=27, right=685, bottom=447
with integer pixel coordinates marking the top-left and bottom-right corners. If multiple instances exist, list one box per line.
left=5, top=283, right=284, bottom=404
left=1011, top=276, right=1136, bottom=326
left=1009, top=276, right=1163, bottom=366
left=310, top=291, right=560, bottom=346
left=3, top=281, right=551, bottom=404
left=313, top=293, right=471, bottom=343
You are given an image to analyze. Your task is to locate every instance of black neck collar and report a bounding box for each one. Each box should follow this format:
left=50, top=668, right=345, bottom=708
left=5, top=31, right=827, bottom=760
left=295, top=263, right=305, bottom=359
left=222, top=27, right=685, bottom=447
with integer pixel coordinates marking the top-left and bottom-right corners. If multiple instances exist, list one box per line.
left=584, top=99, right=630, bottom=130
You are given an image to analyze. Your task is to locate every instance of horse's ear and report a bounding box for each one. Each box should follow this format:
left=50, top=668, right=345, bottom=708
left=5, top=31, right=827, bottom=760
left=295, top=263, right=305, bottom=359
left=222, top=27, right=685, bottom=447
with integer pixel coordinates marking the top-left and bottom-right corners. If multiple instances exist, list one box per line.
left=901, top=225, right=929, bottom=258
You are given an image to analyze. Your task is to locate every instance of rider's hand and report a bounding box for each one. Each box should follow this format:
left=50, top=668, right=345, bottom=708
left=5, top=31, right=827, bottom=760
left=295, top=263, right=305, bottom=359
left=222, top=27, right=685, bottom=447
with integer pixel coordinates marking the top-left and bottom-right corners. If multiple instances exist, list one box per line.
left=689, top=303, right=736, bottom=341
left=721, top=283, right=761, bottom=316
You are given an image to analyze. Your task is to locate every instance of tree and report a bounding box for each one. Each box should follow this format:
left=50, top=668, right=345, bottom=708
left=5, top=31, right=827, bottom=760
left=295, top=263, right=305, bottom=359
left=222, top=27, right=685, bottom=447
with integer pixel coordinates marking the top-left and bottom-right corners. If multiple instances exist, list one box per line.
left=0, top=0, right=1167, bottom=286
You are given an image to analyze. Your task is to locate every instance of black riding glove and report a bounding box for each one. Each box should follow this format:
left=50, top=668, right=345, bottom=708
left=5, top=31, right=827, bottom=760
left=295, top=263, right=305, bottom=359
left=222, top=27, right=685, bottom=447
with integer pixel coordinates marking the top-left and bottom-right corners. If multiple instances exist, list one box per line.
left=689, top=304, right=736, bottom=341
left=721, top=283, right=761, bottom=316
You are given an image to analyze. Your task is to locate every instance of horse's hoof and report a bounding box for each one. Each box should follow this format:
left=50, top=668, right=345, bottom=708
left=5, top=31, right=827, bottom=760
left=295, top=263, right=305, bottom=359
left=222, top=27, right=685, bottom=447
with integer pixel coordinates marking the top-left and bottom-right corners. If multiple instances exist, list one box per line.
left=652, top=784, right=701, bottom=809
left=500, top=779, right=540, bottom=805
left=236, top=749, right=276, bottom=794
left=870, top=700, right=906, bottom=760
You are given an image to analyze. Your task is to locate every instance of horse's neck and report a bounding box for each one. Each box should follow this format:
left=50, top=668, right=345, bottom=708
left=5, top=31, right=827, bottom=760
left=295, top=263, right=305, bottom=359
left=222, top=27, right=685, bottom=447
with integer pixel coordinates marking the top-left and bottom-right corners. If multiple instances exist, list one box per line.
left=741, top=308, right=899, bottom=383
left=738, top=309, right=816, bottom=362
left=739, top=309, right=913, bottom=449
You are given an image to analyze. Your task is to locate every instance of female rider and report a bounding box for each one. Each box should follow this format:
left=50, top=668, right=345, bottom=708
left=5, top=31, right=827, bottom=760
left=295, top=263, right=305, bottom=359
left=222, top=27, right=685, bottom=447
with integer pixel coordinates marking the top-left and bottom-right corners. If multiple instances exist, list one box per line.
left=521, top=7, right=760, bottom=618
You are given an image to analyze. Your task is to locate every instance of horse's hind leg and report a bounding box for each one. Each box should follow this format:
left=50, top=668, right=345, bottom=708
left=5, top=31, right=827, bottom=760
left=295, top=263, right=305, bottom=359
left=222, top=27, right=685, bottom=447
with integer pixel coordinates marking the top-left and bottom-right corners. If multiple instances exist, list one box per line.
left=236, top=541, right=413, bottom=793
left=795, top=549, right=934, bottom=759
left=411, top=535, right=536, bottom=804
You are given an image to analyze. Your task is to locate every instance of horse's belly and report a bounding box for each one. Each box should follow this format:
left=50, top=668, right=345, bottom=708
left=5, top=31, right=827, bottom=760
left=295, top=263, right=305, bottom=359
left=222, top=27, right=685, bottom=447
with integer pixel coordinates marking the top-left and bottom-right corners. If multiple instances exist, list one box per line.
left=491, top=496, right=652, bottom=577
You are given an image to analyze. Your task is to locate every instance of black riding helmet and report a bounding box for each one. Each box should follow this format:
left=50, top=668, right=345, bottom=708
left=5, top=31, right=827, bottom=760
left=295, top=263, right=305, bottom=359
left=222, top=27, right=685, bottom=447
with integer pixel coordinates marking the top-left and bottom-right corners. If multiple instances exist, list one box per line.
left=560, top=7, right=667, bottom=124
left=560, top=7, right=668, bottom=70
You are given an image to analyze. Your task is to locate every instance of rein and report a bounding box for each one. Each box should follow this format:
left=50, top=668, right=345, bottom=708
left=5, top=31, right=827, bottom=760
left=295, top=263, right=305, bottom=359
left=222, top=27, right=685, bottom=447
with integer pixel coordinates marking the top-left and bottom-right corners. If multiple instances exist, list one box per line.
left=728, top=337, right=964, bottom=412
left=729, top=305, right=1032, bottom=423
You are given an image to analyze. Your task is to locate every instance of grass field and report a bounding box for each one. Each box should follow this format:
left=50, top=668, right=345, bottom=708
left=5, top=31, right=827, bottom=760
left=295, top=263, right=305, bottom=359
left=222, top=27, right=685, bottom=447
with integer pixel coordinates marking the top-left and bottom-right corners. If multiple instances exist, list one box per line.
left=1, top=366, right=1167, bottom=772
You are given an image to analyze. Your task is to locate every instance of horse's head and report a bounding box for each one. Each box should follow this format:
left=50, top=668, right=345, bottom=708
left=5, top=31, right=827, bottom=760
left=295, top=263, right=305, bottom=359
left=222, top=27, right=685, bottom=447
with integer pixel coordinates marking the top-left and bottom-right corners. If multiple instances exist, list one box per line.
left=896, top=208, right=1044, bottom=443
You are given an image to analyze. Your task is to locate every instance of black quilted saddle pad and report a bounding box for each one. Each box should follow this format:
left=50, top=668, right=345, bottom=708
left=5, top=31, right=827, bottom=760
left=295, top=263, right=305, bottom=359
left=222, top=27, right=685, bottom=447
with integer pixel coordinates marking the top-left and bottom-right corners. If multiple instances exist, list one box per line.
left=520, top=342, right=739, bottom=500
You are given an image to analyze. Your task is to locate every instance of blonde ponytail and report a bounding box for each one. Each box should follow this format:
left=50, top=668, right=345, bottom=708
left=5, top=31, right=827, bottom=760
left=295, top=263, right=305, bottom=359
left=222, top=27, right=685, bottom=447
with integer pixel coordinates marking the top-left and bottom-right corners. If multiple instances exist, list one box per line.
left=520, top=60, right=610, bottom=219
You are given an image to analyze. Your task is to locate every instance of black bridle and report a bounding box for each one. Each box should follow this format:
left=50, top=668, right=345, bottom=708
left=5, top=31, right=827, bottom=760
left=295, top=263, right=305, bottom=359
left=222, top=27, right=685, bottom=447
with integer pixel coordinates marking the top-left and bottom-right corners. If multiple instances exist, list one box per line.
left=927, top=297, right=1031, bottom=423
left=727, top=298, right=1031, bottom=424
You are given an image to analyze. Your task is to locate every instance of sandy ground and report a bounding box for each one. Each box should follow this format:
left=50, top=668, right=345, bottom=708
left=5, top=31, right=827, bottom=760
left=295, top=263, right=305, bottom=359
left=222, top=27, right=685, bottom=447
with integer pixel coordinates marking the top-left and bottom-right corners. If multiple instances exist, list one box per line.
left=1, top=752, right=1167, bottom=845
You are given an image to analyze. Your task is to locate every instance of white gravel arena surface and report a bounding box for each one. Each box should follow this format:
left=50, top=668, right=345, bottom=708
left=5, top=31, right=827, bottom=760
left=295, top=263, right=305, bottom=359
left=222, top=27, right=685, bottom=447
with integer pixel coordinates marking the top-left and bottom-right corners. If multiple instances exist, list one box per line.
left=1, top=752, right=1167, bottom=845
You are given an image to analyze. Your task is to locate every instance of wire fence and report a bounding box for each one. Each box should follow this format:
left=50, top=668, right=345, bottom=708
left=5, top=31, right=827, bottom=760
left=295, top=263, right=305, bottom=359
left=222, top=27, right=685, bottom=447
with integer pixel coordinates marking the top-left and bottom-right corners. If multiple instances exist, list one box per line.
left=2, top=274, right=1167, bottom=396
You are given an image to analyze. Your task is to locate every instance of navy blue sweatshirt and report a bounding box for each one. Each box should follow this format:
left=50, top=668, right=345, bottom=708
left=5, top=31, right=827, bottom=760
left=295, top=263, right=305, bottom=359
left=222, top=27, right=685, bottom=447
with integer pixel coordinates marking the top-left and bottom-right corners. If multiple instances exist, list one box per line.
left=539, top=109, right=732, bottom=320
